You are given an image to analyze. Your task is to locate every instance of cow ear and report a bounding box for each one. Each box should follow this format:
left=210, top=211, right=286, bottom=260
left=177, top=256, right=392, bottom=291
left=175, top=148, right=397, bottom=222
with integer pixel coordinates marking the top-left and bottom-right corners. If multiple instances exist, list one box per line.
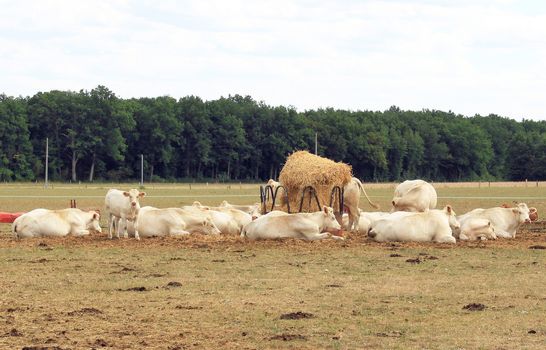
left=445, top=205, right=452, bottom=214
left=391, top=200, right=396, bottom=207
left=512, top=208, right=519, bottom=214
left=139, top=192, right=146, bottom=197
left=123, top=191, right=130, bottom=197
left=93, top=213, right=99, bottom=220
left=323, top=206, right=328, bottom=215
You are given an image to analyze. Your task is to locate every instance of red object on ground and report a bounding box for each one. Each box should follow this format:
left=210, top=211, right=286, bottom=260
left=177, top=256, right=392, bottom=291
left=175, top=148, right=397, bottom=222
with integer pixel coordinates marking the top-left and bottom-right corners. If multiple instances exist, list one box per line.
left=0, top=212, right=25, bottom=223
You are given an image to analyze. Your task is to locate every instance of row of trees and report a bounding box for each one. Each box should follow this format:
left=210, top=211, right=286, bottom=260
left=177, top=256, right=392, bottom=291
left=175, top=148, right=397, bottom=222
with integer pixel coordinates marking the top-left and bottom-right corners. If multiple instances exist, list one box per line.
left=1, top=86, right=545, bottom=182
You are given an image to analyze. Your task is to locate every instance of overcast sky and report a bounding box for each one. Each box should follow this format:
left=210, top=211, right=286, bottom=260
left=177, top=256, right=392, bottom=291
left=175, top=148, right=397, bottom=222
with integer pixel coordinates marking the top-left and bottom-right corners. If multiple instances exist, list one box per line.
left=1, top=0, right=545, bottom=120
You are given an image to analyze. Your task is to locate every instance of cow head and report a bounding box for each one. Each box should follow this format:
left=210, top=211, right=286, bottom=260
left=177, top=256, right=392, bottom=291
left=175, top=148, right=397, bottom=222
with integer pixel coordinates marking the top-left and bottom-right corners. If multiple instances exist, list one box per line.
left=88, top=211, right=102, bottom=233
left=443, top=205, right=460, bottom=231
left=202, top=217, right=221, bottom=235
left=512, top=203, right=531, bottom=224
left=322, top=206, right=342, bottom=233
left=123, top=189, right=146, bottom=208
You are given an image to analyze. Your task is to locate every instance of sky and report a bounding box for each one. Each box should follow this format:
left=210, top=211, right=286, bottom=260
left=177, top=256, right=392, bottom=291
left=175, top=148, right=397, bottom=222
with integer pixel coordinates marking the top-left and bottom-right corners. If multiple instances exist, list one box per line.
left=1, top=0, right=546, bottom=121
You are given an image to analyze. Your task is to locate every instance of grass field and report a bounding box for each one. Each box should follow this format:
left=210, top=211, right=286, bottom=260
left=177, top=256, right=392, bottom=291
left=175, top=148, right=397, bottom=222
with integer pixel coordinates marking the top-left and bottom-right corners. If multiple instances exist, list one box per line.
left=1, top=182, right=545, bottom=349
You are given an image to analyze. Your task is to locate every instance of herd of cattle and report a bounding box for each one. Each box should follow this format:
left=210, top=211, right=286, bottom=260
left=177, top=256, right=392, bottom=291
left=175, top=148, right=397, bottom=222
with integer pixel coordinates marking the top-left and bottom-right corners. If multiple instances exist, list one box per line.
left=9, top=179, right=539, bottom=244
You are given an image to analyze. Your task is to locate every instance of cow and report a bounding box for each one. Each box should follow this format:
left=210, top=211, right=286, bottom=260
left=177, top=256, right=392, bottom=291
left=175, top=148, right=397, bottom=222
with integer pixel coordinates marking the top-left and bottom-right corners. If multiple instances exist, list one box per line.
left=368, top=205, right=459, bottom=243
left=391, top=179, right=437, bottom=212
left=12, top=208, right=102, bottom=238
left=456, top=203, right=531, bottom=238
left=187, top=206, right=241, bottom=235
left=458, top=218, right=496, bottom=241
left=191, top=202, right=252, bottom=234
left=219, top=200, right=262, bottom=219
left=241, top=206, right=343, bottom=241
left=104, top=189, right=145, bottom=239
left=132, top=206, right=221, bottom=238
left=343, top=177, right=380, bottom=232
left=342, top=211, right=390, bottom=235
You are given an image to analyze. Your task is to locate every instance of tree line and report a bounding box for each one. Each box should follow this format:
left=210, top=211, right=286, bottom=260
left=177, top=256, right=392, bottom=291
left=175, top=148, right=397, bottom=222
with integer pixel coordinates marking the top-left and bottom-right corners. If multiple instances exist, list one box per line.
left=1, top=85, right=545, bottom=183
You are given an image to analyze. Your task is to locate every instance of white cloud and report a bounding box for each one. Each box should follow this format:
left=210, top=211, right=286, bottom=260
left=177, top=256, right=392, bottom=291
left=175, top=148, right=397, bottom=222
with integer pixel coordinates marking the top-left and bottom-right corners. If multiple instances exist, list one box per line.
left=1, top=0, right=545, bottom=120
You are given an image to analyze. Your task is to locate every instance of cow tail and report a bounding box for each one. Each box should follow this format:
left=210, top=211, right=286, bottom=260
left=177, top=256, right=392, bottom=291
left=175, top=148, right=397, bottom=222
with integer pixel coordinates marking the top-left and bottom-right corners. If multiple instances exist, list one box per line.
left=355, top=178, right=380, bottom=210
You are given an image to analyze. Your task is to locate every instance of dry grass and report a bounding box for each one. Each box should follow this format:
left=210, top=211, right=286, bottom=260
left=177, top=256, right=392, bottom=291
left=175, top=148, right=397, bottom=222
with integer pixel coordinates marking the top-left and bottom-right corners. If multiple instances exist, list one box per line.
left=279, top=151, right=352, bottom=212
left=1, top=182, right=546, bottom=349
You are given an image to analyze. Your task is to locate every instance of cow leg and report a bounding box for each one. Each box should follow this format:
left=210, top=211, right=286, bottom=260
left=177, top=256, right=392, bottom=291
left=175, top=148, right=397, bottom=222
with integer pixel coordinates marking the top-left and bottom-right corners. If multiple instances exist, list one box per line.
left=116, top=218, right=124, bottom=239
left=435, top=235, right=456, bottom=244
left=494, top=229, right=512, bottom=238
left=170, top=229, right=191, bottom=236
left=75, top=229, right=90, bottom=236
left=133, top=220, right=140, bottom=241
left=304, top=232, right=333, bottom=241
left=107, top=214, right=114, bottom=239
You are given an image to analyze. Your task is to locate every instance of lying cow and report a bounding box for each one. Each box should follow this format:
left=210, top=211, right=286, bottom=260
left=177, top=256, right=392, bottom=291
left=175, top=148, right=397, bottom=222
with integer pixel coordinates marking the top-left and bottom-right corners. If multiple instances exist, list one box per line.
left=104, top=188, right=146, bottom=239
left=219, top=200, right=261, bottom=219
left=342, top=211, right=390, bottom=234
left=368, top=205, right=459, bottom=243
left=241, top=206, right=343, bottom=241
left=456, top=203, right=530, bottom=238
left=132, top=206, right=221, bottom=239
left=12, top=208, right=102, bottom=238
left=343, top=177, right=380, bottom=232
left=391, top=179, right=437, bottom=212
left=192, top=202, right=252, bottom=233
left=458, top=218, right=496, bottom=241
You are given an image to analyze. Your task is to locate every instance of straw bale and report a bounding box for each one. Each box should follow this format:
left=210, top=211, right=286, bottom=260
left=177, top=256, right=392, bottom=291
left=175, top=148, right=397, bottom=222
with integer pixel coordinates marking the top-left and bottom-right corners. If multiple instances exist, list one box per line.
left=278, top=151, right=352, bottom=213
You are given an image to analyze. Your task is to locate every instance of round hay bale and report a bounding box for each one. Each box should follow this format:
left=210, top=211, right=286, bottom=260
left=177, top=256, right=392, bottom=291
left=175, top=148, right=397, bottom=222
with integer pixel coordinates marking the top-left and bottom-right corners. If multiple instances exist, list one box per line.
left=278, top=151, right=352, bottom=213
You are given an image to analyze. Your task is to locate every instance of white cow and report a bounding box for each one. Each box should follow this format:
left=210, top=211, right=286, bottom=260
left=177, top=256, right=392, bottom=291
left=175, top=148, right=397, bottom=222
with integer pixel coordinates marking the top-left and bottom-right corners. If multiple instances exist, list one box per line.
left=343, top=177, right=380, bottom=232
left=188, top=206, right=240, bottom=235
left=12, top=208, right=102, bottom=238
left=219, top=200, right=262, bottom=219
left=456, top=203, right=530, bottom=238
left=104, top=189, right=146, bottom=239
left=368, top=205, right=459, bottom=243
left=342, top=211, right=390, bottom=235
left=391, top=179, right=437, bottom=212
left=458, top=218, right=496, bottom=241
left=133, top=206, right=221, bottom=238
left=241, top=206, right=343, bottom=241
left=191, top=202, right=252, bottom=233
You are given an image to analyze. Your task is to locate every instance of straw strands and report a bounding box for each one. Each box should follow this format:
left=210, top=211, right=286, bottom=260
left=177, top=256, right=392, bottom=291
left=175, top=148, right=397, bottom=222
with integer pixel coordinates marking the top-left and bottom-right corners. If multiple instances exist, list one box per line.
left=278, top=151, right=352, bottom=212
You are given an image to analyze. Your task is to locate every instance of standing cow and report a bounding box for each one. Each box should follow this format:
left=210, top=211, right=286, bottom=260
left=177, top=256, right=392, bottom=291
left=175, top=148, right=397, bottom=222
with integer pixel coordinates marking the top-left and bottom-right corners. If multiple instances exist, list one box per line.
left=391, top=179, right=437, bottom=212
left=12, top=208, right=102, bottom=238
left=343, top=177, right=380, bottom=232
left=104, top=189, right=146, bottom=239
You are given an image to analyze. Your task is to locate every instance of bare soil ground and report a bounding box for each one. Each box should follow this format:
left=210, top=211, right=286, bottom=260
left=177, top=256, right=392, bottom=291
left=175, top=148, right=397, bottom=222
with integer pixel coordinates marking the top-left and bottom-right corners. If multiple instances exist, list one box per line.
left=1, top=222, right=545, bottom=350
left=1, top=182, right=545, bottom=349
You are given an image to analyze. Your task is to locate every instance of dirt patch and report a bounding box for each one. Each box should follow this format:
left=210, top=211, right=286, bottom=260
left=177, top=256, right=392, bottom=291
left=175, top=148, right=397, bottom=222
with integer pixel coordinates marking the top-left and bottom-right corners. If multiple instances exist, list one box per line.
left=93, top=338, right=109, bottom=347
left=463, top=303, right=486, bottom=311
left=280, top=311, right=315, bottom=320
left=528, top=245, right=546, bottom=249
left=389, top=253, right=403, bottom=257
left=326, top=284, right=343, bottom=288
left=8, top=328, right=22, bottom=336
left=67, top=307, right=103, bottom=316
left=118, top=286, right=147, bottom=292
left=21, top=347, right=65, bottom=350
left=166, top=281, right=183, bottom=288
left=269, top=334, right=307, bottom=341
left=376, top=331, right=404, bottom=337
left=175, top=305, right=202, bottom=310
left=406, top=257, right=421, bottom=264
